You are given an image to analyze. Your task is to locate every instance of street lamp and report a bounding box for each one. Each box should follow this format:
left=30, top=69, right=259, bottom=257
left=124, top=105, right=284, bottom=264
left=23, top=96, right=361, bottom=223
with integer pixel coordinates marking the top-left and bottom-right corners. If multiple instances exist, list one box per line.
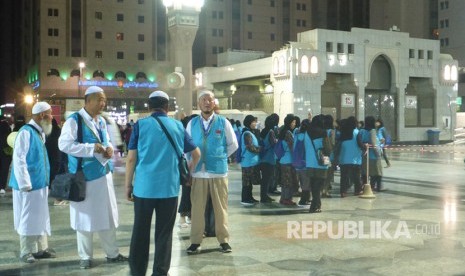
left=79, top=62, right=86, bottom=96
left=163, top=0, right=204, bottom=116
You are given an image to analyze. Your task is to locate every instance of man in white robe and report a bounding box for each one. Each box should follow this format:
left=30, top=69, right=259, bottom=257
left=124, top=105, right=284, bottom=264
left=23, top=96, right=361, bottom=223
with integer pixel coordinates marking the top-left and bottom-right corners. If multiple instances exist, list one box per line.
left=9, top=102, right=56, bottom=263
left=58, top=86, right=127, bottom=269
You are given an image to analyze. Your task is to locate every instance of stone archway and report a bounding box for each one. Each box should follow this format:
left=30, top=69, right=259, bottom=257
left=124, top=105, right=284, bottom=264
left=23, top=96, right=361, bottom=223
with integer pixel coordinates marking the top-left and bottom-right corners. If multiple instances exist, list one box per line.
left=365, top=55, right=397, bottom=140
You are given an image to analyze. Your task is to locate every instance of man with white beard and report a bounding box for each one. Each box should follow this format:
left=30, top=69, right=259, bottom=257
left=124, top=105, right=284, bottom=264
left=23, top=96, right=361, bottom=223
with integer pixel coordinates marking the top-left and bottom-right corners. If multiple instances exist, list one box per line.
left=9, top=102, right=56, bottom=263
left=59, top=86, right=127, bottom=269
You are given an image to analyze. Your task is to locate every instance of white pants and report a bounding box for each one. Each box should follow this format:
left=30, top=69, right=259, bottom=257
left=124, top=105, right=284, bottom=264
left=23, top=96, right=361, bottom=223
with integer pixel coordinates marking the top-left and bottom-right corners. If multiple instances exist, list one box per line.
left=20, top=235, right=48, bottom=257
left=76, top=229, right=119, bottom=260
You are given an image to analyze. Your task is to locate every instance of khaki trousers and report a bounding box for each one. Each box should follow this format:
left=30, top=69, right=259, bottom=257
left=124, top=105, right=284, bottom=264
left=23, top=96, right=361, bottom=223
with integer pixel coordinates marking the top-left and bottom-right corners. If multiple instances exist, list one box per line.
left=190, top=177, right=229, bottom=244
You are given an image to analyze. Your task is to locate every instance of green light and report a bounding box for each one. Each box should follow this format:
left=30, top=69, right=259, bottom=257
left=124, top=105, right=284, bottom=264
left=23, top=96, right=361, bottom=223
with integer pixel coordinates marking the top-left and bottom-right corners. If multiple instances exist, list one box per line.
left=148, top=75, right=156, bottom=82
left=107, top=74, right=114, bottom=80
left=127, top=74, right=134, bottom=82
left=84, top=73, right=92, bottom=80
left=130, top=106, right=134, bottom=113
left=457, top=97, right=462, bottom=105
left=61, top=73, right=68, bottom=80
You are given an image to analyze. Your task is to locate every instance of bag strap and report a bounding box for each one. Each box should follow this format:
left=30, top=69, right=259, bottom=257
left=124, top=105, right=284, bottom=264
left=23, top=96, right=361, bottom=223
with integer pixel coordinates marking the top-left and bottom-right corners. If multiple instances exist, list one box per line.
left=153, top=116, right=182, bottom=158
left=75, top=113, right=83, bottom=171
left=308, top=133, right=321, bottom=162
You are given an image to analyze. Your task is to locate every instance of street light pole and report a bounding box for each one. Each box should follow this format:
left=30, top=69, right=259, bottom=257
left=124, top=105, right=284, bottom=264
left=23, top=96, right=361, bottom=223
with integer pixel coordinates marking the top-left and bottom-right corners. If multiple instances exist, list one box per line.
left=163, top=0, right=204, bottom=116
left=79, top=62, right=86, bottom=97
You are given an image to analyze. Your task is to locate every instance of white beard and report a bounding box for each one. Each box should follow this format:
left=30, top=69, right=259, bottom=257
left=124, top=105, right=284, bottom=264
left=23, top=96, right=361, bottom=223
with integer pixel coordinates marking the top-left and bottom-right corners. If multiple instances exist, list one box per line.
left=40, top=121, right=53, bottom=136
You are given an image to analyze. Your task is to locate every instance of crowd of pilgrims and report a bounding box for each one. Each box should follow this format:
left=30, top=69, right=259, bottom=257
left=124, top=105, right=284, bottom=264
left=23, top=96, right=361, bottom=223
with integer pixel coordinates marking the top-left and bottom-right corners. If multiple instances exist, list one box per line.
left=229, top=113, right=391, bottom=213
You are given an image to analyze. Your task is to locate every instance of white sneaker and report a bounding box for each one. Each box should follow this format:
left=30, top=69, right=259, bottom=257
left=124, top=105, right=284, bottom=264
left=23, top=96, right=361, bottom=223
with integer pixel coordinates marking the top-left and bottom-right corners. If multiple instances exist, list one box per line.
left=0, top=189, right=5, bottom=195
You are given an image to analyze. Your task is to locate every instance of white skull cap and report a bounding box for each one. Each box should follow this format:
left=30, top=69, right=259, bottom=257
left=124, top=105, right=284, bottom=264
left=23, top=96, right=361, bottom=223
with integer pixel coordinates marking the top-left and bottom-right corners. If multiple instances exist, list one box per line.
left=85, top=86, right=104, bottom=96
left=149, top=90, right=169, bottom=100
left=197, top=90, right=215, bottom=100
left=32, top=102, right=51, bottom=115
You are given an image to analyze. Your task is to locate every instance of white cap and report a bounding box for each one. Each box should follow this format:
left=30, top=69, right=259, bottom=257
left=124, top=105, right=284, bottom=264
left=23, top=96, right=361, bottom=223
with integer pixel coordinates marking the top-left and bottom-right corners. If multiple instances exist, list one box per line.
left=32, top=102, right=51, bottom=115
left=85, top=86, right=104, bottom=96
left=149, top=90, right=169, bottom=100
left=197, top=90, right=214, bottom=100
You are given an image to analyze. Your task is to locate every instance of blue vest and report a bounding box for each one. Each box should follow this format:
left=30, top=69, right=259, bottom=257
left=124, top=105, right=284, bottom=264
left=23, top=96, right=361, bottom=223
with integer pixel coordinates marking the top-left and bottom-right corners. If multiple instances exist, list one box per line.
left=133, top=115, right=184, bottom=198
left=304, top=134, right=329, bottom=170
left=9, top=125, right=50, bottom=191
left=360, top=129, right=381, bottom=160
left=260, top=130, right=276, bottom=165
left=339, top=129, right=362, bottom=165
left=280, top=131, right=293, bottom=165
left=67, top=113, right=113, bottom=181
left=240, top=130, right=259, bottom=168
left=191, top=115, right=228, bottom=174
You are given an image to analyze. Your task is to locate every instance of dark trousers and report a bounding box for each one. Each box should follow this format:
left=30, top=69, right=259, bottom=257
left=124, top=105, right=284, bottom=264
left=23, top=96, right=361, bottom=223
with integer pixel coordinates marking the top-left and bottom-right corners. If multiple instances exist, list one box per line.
left=309, top=178, right=324, bottom=212
left=0, top=155, right=11, bottom=189
left=260, top=163, right=273, bottom=200
left=340, top=164, right=362, bottom=194
left=269, top=162, right=280, bottom=193
left=178, top=185, right=191, bottom=216
left=129, top=196, right=178, bottom=276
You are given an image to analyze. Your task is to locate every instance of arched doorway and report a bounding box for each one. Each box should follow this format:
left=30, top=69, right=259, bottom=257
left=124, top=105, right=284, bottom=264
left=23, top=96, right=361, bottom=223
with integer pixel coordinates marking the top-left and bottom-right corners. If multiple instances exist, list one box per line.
left=365, top=55, right=396, bottom=140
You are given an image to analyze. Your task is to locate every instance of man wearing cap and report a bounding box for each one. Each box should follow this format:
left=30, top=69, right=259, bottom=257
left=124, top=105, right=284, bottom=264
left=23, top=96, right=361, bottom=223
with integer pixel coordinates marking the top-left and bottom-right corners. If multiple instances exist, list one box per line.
left=9, top=102, right=56, bottom=263
left=58, top=86, right=127, bottom=269
left=125, top=90, right=200, bottom=276
left=186, top=90, right=238, bottom=254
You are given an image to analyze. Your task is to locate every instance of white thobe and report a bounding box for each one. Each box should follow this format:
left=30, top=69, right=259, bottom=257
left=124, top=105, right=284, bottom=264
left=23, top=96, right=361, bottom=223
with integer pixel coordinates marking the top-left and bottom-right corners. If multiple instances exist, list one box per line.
left=58, top=108, right=118, bottom=232
left=12, top=120, right=51, bottom=236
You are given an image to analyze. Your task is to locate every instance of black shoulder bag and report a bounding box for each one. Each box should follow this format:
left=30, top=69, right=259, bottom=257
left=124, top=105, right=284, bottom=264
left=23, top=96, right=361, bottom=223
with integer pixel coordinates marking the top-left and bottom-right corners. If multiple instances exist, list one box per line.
left=153, top=116, right=190, bottom=186
left=50, top=114, right=86, bottom=202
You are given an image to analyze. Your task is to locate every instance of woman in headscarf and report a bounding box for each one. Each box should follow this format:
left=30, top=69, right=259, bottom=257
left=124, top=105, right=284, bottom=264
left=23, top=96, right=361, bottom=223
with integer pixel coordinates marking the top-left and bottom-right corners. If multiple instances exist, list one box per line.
left=239, top=115, right=261, bottom=205
left=278, top=114, right=298, bottom=205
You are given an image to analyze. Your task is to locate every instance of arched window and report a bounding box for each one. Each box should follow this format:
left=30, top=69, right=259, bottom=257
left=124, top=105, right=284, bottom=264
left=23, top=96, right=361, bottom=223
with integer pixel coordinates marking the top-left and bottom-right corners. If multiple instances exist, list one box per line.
left=93, top=70, right=105, bottom=78
left=115, top=71, right=126, bottom=79
left=136, top=72, right=147, bottom=80
left=443, top=65, right=451, bottom=81
left=70, top=69, right=80, bottom=77
left=278, top=56, right=285, bottom=75
left=273, top=57, right=279, bottom=75
left=47, top=68, right=60, bottom=77
left=451, top=65, right=458, bottom=81
left=310, top=56, right=319, bottom=74
left=300, top=55, right=309, bottom=73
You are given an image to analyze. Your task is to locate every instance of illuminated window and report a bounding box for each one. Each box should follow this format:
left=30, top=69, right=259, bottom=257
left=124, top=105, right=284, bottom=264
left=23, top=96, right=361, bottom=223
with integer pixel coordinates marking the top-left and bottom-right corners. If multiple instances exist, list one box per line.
left=444, top=65, right=451, bottom=80
left=451, top=65, right=458, bottom=81
left=310, top=56, right=318, bottom=74
left=300, top=55, right=309, bottom=73
left=116, top=33, right=124, bottom=41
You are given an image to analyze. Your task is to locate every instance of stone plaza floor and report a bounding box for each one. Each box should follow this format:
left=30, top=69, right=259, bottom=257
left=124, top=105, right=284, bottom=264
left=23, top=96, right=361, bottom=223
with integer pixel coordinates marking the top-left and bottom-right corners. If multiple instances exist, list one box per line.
left=1, top=146, right=465, bottom=275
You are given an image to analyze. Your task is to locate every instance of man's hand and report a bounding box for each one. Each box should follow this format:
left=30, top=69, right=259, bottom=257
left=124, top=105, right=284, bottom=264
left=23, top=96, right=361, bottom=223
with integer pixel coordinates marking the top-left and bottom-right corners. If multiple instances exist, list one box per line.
left=103, top=147, right=113, bottom=159
left=126, top=185, right=134, bottom=202
left=94, top=143, right=105, bottom=154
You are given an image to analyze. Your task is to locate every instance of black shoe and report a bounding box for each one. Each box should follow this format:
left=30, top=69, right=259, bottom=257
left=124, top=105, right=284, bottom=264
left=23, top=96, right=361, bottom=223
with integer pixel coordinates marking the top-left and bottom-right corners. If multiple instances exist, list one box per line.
left=33, top=248, right=56, bottom=259
left=270, top=190, right=281, bottom=195
left=220, top=243, right=232, bottom=253
left=240, top=200, right=256, bottom=206
left=186, top=244, right=201, bottom=254
left=106, top=254, right=128, bottom=263
left=80, top=259, right=91, bottom=269
left=251, top=198, right=259, bottom=203
left=260, top=197, right=275, bottom=203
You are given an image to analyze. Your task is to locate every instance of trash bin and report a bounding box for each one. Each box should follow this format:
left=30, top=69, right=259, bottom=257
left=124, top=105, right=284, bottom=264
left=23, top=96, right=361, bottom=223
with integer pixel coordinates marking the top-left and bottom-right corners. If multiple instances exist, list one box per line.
left=427, top=129, right=440, bottom=145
